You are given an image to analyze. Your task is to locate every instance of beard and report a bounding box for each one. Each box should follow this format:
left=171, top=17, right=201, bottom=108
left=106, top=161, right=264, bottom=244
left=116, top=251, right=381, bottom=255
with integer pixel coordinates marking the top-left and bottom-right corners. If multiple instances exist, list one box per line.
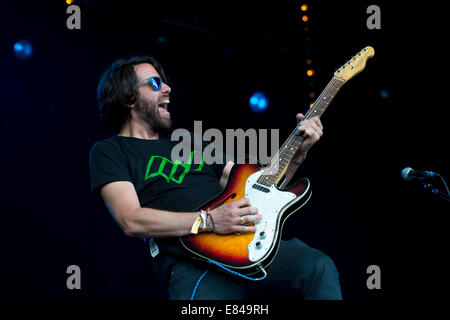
left=134, top=95, right=172, bottom=134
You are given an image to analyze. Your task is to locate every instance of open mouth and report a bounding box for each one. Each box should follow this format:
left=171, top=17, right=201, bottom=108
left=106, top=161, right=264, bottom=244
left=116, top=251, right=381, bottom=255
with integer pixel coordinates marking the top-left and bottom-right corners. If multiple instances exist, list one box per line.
left=158, top=99, right=170, bottom=116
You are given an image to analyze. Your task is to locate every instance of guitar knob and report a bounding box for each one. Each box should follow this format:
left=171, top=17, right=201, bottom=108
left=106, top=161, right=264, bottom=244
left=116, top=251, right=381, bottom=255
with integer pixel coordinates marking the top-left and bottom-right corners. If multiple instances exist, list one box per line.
left=255, top=241, right=261, bottom=248
left=259, top=231, right=266, bottom=239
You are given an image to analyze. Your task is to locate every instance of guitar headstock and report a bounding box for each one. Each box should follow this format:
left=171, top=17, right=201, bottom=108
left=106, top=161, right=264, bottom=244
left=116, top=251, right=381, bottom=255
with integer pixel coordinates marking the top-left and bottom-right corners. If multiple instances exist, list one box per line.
left=334, top=46, right=375, bottom=82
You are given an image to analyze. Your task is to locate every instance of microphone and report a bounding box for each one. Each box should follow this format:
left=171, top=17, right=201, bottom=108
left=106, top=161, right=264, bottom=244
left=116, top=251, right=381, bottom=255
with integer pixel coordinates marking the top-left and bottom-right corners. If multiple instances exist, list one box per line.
left=402, top=167, right=450, bottom=202
left=401, top=167, right=436, bottom=181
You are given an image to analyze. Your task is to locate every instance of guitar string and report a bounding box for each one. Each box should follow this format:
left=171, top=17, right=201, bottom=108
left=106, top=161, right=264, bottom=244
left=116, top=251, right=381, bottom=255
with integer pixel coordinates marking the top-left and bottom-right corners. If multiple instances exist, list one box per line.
left=258, top=77, right=342, bottom=184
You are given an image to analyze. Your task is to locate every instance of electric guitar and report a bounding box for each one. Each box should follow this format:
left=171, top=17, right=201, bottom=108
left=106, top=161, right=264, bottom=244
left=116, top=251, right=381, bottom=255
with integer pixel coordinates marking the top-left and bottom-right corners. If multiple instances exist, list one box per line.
left=180, top=46, right=375, bottom=276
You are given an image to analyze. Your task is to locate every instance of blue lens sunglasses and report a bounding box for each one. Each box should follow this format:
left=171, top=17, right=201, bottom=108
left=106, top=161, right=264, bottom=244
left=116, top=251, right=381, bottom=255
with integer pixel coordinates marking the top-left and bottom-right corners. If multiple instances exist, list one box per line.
left=140, top=76, right=163, bottom=91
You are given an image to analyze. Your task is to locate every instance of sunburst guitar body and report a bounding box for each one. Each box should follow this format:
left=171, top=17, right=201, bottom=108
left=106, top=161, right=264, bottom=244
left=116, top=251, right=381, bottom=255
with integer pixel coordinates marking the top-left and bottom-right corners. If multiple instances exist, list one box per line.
left=181, top=163, right=311, bottom=275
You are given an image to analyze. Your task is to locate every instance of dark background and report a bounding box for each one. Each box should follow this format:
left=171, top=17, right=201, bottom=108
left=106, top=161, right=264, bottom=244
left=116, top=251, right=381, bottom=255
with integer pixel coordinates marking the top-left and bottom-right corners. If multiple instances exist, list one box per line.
left=1, top=0, right=448, bottom=301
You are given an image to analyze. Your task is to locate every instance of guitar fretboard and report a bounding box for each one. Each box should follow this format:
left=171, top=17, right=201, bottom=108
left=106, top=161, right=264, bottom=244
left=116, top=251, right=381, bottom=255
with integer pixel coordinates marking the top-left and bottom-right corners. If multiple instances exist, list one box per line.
left=257, top=77, right=345, bottom=186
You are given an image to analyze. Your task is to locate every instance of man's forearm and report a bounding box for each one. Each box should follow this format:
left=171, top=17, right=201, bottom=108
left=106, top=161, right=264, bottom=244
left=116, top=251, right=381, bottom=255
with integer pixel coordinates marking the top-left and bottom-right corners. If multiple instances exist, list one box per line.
left=123, top=207, right=200, bottom=238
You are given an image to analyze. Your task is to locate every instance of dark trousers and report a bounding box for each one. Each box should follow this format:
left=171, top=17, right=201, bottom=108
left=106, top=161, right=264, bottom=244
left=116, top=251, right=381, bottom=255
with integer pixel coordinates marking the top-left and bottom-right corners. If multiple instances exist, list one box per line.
left=154, top=238, right=342, bottom=300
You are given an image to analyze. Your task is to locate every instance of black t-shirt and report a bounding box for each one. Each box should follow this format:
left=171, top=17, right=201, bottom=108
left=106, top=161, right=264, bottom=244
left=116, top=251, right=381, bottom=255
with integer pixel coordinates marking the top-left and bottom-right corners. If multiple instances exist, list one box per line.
left=89, top=135, right=227, bottom=256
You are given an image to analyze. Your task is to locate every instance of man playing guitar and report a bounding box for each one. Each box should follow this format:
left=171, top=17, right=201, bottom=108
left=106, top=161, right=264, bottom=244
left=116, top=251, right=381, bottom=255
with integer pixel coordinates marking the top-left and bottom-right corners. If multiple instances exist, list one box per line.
left=90, top=55, right=342, bottom=300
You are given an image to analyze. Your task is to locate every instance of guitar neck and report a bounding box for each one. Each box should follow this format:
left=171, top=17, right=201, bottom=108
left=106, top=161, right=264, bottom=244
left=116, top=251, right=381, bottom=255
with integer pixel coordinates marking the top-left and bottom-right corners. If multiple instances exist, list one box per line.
left=255, top=46, right=374, bottom=187
left=304, top=77, right=345, bottom=119
left=257, top=77, right=345, bottom=186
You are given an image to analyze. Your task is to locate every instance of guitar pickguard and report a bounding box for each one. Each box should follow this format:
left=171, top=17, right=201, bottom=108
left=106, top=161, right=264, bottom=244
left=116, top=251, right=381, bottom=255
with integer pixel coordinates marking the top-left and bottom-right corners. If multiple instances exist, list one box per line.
left=245, top=171, right=297, bottom=262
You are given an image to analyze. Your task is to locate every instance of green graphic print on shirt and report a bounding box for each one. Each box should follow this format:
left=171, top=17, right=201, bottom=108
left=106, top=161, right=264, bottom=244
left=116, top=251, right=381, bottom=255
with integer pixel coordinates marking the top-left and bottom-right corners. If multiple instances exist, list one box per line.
left=144, top=151, right=204, bottom=184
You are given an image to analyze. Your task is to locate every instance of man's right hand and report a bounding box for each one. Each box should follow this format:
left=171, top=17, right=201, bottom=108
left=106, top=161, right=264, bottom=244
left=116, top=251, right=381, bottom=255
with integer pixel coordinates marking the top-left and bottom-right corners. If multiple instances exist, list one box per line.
left=209, top=198, right=262, bottom=234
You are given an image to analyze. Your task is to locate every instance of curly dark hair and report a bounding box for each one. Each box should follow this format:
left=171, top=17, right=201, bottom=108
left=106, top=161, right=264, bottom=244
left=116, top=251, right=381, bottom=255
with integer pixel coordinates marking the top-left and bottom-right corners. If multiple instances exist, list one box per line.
left=96, top=55, right=168, bottom=133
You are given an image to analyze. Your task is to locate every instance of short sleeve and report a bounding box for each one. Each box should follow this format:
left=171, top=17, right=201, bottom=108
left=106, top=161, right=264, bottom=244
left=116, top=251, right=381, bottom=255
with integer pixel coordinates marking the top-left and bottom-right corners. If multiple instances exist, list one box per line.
left=211, top=153, right=228, bottom=180
left=89, top=140, right=132, bottom=198
left=203, top=141, right=232, bottom=180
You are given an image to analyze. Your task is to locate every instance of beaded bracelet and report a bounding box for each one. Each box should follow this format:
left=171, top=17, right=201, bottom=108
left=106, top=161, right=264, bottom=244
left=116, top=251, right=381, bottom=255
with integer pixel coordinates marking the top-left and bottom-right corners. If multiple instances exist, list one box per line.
left=206, top=211, right=215, bottom=232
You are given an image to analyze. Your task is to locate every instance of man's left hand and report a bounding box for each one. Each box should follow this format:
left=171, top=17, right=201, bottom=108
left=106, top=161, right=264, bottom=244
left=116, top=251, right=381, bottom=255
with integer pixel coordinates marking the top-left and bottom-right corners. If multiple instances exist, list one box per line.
left=295, top=113, right=323, bottom=158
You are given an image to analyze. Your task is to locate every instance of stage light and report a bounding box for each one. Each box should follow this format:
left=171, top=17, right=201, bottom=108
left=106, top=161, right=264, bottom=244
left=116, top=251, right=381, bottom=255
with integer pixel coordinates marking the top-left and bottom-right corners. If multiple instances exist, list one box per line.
left=249, top=91, right=269, bottom=113
left=306, top=59, right=312, bottom=65
left=306, top=69, right=315, bottom=76
left=13, top=39, right=33, bottom=60
left=66, top=0, right=73, bottom=4
left=380, top=89, right=390, bottom=99
left=308, top=92, right=315, bottom=98
left=302, top=15, right=309, bottom=22
left=301, top=4, right=308, bottom=11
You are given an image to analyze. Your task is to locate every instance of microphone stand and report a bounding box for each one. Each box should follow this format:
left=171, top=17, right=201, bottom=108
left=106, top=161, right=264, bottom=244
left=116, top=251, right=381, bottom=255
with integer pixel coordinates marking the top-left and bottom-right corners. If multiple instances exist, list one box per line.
left=421, top=173, right=450, bottom=203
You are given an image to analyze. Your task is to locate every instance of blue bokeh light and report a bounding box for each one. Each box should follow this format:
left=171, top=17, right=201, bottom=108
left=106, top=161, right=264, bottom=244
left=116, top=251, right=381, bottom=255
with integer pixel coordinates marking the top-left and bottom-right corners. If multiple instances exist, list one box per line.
left=249, top=91, right=269, bottom=113
left=380, top=89, right=390, bottom=99
left=14, top=39, right=33, bottom=60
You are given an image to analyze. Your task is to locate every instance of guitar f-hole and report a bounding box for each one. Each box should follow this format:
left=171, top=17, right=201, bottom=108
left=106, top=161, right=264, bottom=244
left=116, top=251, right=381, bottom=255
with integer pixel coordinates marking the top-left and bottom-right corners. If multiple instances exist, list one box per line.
left=211, top=192, right=237, bottom=209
